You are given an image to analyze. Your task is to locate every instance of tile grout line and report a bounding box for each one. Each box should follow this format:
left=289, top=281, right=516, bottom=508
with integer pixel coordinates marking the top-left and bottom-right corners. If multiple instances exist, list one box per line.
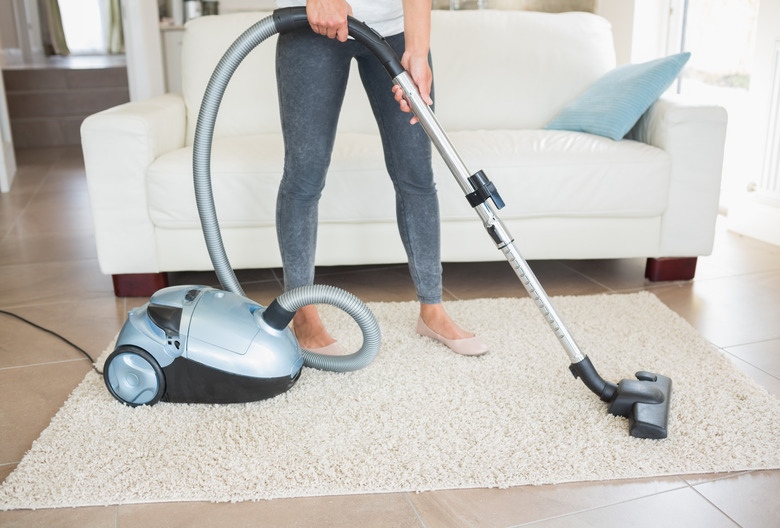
left=510, top=482, right=732, bottom=527
left=723, top=336, right=780, bottom=350
left=684, top=265, right=780, bottom=284
left=0, top=357, right=90, bottom=371
left=403, top=492, right=429, bottom=528
left=270, top=268, right=284, bottom=290
left=556, top=262, right=618, bottom=293
left=442, top=285, right=459, bottom=301
left=720, top=348, right=780, bottom=383
left=238, top=265, right=411, bottom=288
left=686, top=482, right=745, bottom=527
left=0, top=162, right=47, bottom=248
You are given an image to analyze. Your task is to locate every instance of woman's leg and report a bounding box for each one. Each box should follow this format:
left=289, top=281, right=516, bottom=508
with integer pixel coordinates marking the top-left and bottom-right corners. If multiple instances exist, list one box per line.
left=356, top=33, right=442, bottom=305
left=356, top=34, right=483, bottom=346
left=276, top=31, right=353, bottom=349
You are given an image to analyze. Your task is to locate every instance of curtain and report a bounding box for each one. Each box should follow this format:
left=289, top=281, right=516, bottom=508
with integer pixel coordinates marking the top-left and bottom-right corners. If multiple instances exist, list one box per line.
left=42, top=0, right=123, bottom=55
left=107, top=0, right=124, bottom=54
left=44, top=0, right=71, bottom=56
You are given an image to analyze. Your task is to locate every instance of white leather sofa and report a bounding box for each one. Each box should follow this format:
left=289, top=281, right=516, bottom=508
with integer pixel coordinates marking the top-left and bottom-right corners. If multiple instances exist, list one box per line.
left=81, top=9, right=727, bottom=296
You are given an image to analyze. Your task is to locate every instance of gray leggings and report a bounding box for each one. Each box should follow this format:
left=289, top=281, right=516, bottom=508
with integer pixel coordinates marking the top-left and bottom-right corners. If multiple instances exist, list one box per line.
left=275, top=29, right=442, bottom=304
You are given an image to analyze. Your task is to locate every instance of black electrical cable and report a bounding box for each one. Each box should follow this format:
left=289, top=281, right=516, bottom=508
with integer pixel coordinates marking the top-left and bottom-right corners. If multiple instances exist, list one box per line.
left=0, top=310, right=103, bottom=375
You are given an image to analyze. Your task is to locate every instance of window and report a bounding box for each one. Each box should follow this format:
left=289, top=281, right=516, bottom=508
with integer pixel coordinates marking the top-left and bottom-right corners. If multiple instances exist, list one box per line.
left=675, top=0, right=761, bottom=210
left=58, top=0, right=111, bottom=54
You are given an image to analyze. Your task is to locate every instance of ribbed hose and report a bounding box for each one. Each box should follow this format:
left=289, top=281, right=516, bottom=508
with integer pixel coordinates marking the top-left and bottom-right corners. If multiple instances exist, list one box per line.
left=193, top=15, right=279, bottom=298
left=192, top=14, right=381, bottom=372
left=276, top=285, right=381, bottom=371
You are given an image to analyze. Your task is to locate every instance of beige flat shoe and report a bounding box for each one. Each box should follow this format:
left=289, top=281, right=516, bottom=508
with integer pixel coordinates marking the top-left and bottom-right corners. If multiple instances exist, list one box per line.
left=416, top=316, right=489, bottom=356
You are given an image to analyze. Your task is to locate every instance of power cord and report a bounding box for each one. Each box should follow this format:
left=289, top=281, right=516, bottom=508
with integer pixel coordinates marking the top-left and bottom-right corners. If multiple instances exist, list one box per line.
left=0, top=310, right=103, bottom=375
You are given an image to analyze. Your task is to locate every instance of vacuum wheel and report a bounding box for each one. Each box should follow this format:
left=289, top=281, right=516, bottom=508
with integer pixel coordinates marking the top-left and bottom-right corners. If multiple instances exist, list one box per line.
left=104, top=345, right=166, bottom=406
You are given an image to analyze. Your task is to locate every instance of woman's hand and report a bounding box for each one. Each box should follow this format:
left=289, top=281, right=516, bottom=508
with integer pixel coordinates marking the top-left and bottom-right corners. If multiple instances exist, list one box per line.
left=393, top=0, right=433, bottom=125
left=306, top=0, right=353, bottom=42
left=392, top=50, right=433, bottom=125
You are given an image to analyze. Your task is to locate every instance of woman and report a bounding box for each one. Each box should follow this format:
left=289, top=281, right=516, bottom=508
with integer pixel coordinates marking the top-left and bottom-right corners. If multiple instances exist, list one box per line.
left=275, top=0, right=488, bottom=356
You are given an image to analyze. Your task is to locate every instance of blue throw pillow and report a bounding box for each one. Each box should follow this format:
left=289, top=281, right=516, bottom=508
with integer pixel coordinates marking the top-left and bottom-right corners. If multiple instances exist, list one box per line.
left=544, top=52, right=691, bottom=141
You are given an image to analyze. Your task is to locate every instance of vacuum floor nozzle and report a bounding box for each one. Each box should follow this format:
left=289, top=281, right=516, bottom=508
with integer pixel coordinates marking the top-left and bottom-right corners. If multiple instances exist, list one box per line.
left=570, top=358, right=672, bottom=439
left=608, top=372, right=672, bottom=439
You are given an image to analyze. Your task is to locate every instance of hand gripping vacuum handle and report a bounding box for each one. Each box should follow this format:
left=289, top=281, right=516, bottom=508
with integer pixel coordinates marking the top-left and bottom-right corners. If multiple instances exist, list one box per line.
left=273, top=7, right=406, bottom=78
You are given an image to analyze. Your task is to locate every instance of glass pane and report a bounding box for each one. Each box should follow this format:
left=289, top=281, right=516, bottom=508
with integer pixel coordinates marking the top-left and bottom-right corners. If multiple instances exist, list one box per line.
left=59, top=0, right=108, bottom=54
left=678, top=0, right=761, bottom=210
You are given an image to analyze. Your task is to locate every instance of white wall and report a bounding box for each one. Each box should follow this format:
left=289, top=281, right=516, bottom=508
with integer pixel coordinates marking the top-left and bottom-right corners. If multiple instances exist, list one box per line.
left=594, top=0, right=634, bottom=65
left=122, top=0, right=165, bottom=101
left=596, top=0, right=677, bottom=65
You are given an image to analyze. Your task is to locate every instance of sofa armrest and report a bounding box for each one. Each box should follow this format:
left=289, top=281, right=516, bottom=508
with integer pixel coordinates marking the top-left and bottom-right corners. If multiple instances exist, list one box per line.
left=629, top=95, right=728, bottom=256
left=81, top=94, right=186, bottom=275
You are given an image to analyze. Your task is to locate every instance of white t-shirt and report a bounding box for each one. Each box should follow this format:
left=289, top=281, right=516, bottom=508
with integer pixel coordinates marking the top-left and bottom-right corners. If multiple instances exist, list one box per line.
left=275, top=0, right=405, bottom=37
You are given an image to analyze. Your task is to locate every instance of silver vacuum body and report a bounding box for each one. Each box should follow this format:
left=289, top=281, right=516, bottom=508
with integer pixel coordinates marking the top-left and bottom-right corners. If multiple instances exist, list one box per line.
left=105, top=285, right=304, bottom=406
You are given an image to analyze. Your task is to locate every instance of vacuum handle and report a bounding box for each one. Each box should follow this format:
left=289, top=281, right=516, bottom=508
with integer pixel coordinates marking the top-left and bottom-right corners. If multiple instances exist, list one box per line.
left=273, top=6, right=405, bottom=78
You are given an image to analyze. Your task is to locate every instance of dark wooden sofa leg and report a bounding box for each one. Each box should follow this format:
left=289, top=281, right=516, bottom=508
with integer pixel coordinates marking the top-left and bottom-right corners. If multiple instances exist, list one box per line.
left=644, top=257, right=698, bottom=282
left=112, top=273, right=170, bottom=297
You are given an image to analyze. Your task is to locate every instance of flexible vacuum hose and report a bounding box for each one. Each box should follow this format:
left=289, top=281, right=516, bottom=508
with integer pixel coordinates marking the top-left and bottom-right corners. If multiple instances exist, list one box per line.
left=192, top=12, right=381, bottom=372
left=193, top=16, right=278, bottom=298
left=274, top=284, right=381, bottom=371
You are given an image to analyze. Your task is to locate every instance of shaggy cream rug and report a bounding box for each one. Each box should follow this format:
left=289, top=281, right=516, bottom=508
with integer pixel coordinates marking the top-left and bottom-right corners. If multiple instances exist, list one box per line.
left=1, top=292, right=779, bottom=509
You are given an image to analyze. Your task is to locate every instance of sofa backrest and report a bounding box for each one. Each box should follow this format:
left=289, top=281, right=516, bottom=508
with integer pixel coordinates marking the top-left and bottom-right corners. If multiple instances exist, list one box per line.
left=181, top=9, right=615, bottom=144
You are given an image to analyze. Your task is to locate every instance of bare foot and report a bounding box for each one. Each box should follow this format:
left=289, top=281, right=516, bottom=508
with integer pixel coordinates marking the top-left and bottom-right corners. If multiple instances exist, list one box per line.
left=292, top=305, right=337, bottom=350
left=419, top=303, right=474, bottom=340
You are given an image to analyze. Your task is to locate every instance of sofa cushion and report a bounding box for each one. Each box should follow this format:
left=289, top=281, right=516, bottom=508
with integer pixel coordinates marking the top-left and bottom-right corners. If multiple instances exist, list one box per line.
left=544, top=52, right=691, bottom=140
left=437, top=130, right=671, bottom=219
left=429, top=10, right=615, bottom=132
left=146, top=130, right=670, bottom=230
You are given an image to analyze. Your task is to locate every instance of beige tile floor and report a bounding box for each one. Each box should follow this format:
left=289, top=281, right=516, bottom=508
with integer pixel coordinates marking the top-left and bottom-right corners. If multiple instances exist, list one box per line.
left=0, top=146, right=778, bottom=527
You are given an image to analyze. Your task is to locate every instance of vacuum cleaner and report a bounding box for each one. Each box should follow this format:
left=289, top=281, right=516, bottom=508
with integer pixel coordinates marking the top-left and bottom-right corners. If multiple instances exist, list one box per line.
left=104, top=283, right=380, bottom=405
left=104, top=8, right=385, bottom=405
left=107, top=7, right=672, bottom=439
